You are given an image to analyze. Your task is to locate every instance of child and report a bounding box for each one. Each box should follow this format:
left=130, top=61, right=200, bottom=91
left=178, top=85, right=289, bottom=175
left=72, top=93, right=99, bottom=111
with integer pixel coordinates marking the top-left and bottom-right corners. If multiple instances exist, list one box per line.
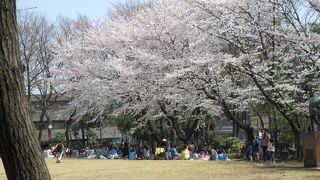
left=143, top=145, right=150, bottom=159
left=267, top=139, right=275, bottom=164
left=253, top=139, right=260, bottom=163
left=180, top=145, right=190, bottom=160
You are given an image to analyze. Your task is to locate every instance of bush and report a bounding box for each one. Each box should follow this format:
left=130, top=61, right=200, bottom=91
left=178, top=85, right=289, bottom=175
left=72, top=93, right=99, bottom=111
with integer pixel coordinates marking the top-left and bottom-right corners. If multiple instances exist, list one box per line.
left=211, top=135, right=245, bottom=158
left=53, top=132, right=65, bottom=143
left=211, top=134, right=228, bottom=148
left=225, top=137, right=244, bottom=155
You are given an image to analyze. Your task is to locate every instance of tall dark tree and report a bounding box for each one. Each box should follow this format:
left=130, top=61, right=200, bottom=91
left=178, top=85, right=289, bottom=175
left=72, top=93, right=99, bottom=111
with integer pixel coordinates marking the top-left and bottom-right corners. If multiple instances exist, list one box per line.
left=0, top=0, right=51, bottom=179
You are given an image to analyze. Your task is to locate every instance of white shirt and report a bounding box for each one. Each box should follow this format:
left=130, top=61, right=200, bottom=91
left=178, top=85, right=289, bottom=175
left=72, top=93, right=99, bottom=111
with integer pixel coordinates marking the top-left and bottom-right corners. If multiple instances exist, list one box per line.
left=267, top=142, right=275, bottom=152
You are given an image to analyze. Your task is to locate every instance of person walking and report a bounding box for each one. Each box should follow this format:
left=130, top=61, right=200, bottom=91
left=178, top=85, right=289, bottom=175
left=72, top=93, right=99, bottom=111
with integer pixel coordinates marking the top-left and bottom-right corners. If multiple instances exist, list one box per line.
left=53, top=141, right=64, bottom=163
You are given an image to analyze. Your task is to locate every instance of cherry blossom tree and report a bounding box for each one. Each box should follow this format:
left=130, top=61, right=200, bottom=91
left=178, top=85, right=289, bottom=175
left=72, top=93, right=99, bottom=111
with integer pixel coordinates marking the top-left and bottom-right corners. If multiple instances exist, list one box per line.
left=51, top=0, right=320, bottom=156
left=51, top=0, right=260, bottom=143
left=308, top=0, right=320, bottom=12
left=51, top=0, right=218, bottom=143
left=107, top=0, right=223, bottom=141
left=189, top=0, right=320, bottom=157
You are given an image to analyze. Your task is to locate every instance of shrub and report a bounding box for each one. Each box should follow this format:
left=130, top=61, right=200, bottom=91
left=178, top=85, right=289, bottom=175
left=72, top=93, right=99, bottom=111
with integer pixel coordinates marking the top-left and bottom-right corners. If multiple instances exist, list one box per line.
left=211, top=135, right=245, bottom=158
left=53, top=132, right=65, bottom=143
left=211, top=134, right=228, bottom=148
left=225, top=137, right=244, bottom=155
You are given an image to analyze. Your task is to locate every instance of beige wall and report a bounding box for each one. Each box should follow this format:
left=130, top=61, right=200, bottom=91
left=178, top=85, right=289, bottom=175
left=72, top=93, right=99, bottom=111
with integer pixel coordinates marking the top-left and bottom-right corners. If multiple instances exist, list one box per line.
left=30, top=95, right=122, bottom=142
left=35, top=127, right=121, bottom=142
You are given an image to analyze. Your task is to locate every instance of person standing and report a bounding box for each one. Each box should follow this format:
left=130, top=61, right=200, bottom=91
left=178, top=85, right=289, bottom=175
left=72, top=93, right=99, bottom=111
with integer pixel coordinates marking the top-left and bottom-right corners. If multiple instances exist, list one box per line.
left=246, top=143, right=253, bottom=162
left=53, top=141, right=64, bottom=163
left=261, top=128, right=271, bottom=161
left=267, top=139, right=276, bottom=164
left=253, top=139, right=260, bottom=163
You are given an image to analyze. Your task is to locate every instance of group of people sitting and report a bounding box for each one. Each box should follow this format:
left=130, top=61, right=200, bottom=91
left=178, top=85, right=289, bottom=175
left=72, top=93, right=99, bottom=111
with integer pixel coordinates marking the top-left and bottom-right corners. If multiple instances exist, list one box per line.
left=148, top=139, right=229, bottom=161
left=72, top=145, right=120, bottom=159
left=43, top=139, right=230, bottom=161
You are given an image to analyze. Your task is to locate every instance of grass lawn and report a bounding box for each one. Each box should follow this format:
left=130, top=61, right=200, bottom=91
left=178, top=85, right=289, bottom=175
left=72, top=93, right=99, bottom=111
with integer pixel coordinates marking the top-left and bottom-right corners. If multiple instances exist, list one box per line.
left=1, top=158, right=320, bottom=179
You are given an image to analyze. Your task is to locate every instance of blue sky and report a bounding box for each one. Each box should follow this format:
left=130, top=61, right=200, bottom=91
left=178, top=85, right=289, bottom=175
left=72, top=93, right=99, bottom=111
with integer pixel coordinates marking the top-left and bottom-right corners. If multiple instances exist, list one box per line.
left=17, top=0, right=135, bottom=21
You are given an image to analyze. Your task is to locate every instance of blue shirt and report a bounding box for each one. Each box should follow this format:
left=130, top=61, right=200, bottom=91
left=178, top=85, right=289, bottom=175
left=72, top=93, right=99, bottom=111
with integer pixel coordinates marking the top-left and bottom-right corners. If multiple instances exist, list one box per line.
left=171, top=147, right=179, bottom=158
left=107, top=148, right=118, bottom=156
left=129, top=150, right=137, bottom=159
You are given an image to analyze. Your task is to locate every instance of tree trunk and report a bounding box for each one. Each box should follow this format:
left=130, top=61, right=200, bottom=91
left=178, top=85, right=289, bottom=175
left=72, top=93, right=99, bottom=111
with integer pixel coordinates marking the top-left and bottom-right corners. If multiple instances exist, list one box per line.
left=37, top=108, right=46, bottom=142
left=99, top=127, right=102, bottom=146
left=146, top=120, right=160, bottom=143
left=159, top=117, right=165, bottom=139
left=272, top=110, right=278, bottom=153
left=65, top=109, right=76, bottom=147
left=26, top=64, right=31, bottom=101
left=158, top=102, right=186, bottom=142
left=81, top=120, right=86, bottom=148
left=233, top=123, right=240, bottom=137
left=0, top=1, right=51, bottom=179
left=45, top=112, right=51, bottom=145
left=65, top=124, right=70, bottom=146
left=294, top=133, right=303, bottom=161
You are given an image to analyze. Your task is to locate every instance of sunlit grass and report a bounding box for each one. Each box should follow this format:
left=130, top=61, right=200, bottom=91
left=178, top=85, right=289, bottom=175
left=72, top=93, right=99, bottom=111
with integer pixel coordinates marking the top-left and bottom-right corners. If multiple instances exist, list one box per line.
left=1, top=158, right=320, bottom=179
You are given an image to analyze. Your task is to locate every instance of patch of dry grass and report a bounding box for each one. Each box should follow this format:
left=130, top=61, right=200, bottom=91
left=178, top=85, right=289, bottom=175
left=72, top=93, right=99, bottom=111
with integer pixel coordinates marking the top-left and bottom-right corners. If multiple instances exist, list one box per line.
left=1, top=159, right=320, bottom=179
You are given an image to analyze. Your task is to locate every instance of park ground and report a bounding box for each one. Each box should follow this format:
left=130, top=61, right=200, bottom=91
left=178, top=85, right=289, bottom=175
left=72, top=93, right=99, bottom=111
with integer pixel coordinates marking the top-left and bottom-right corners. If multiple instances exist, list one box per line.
left=1, top=159, right=320, bottom=179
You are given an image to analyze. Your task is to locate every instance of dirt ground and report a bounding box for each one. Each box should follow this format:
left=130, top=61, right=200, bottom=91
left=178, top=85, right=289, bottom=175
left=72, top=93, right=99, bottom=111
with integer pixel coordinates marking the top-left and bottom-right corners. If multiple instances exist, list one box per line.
left=1, top=159, right=320, bottom=179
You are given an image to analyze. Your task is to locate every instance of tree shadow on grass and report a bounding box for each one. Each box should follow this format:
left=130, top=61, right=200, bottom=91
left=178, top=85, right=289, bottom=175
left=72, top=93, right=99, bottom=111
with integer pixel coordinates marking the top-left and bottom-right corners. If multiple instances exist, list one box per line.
left=258, top=163, right=320, bottom=172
